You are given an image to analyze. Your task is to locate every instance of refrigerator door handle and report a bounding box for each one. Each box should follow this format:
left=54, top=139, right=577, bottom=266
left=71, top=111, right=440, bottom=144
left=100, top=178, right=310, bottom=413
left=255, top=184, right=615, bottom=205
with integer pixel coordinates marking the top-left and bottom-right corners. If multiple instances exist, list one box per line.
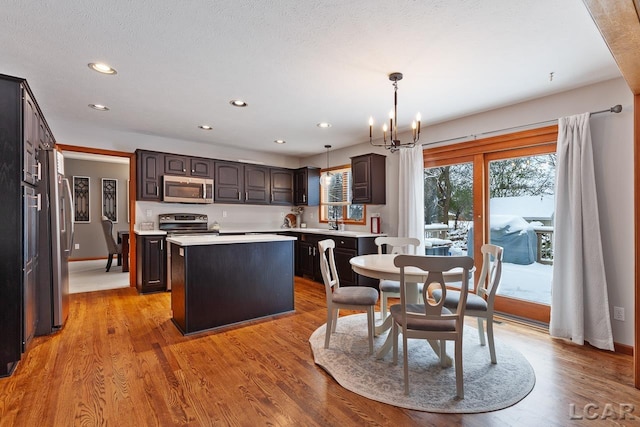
left=62, top=177, right=75, bottom=251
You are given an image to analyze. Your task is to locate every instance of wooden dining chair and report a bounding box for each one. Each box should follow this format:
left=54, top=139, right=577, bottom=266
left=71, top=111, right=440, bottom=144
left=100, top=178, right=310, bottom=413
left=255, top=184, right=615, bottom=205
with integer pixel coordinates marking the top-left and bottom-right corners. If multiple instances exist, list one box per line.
left=373, top=236, right=421, bottom=322
left=101, top=216, right=122, bottom=272
left=391, top=254, right=474, bottom=397
left=318, top=239, right=379, bottom=354
left=432, top=243, right=504, bottom=363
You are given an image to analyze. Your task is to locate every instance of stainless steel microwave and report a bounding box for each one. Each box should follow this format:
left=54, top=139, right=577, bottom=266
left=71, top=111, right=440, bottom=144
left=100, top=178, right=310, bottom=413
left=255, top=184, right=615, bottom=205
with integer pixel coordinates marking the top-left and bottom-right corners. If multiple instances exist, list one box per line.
left=162, top=175, right=213, bottom=204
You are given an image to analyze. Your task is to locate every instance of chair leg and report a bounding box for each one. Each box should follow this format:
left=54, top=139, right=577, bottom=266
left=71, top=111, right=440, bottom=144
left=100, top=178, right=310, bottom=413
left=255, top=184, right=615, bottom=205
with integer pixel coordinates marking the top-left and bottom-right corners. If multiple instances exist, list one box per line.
left=477, top=317, right=486, bottom=346
left=324, top=308, right=334, bottom=349
left=402, top=332, right=410, bottom=395
left=106, top=254, right=113, bottom=272
left=455, top=339, right=464, bottom=399
left=117, top=253, right=122, bottom=266
left=367, top=307, right=374, bottom=355
left=487, top=317, right=497, bottom=364
left=332, top=308, right=339, bottom=333
left=392, top=323, right=399, bottom=364
left=439, top=340, right=447, bottom=367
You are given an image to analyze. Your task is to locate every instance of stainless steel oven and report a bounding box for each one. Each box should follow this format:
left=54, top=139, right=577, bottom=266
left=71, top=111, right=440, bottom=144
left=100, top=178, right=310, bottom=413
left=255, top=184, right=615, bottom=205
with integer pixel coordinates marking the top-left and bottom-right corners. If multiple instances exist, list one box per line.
left=160, top=213, right=212, bottom=291
left=162, top=175, right=213, bottom=204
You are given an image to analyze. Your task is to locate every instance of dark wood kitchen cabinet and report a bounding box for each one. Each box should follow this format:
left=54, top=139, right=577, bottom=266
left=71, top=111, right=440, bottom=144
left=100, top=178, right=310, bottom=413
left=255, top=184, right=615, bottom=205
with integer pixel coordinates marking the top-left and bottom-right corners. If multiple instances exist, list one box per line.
left=245, top=165, right=270, bottom=204
left=214, top=161, right=244, bottom=203
left=136, top=150, right=164, bottom=201
left=164, top=154, right=189, bottom=175
left=0, top=74, right=54, bottom=377
left=136, top=234, right=167, bottom=294
left=296, top=233, right=322, bottom=280
left=164, top=154, right=212, bottom=178
left=214, top=161, right=276, bottom=204
left=294, top=232, right=378, bottom=288
left=270, top=168, right=294, bottom=205
left=294, top=167, right=320, bottom=206
left=351, top=153, right=386, bottom=204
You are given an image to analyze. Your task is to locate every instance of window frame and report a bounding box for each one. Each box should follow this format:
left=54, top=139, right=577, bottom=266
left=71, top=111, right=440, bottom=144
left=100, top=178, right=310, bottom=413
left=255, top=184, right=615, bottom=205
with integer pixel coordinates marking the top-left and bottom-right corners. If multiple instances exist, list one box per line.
left=319, top=164, right=366, bottom=225
left=423, top=125, right=557, bottom=324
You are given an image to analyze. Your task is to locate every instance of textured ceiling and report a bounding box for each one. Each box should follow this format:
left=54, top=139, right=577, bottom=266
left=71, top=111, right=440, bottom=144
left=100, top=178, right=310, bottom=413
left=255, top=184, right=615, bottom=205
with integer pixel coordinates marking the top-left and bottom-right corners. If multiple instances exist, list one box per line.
left=0, top=0, right=621, bottom=157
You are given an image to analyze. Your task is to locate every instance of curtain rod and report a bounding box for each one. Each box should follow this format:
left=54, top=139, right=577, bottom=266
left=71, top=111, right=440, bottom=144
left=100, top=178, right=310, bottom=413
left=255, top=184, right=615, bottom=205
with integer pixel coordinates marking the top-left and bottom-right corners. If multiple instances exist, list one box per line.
left=422, top=104, right=623, bottom=147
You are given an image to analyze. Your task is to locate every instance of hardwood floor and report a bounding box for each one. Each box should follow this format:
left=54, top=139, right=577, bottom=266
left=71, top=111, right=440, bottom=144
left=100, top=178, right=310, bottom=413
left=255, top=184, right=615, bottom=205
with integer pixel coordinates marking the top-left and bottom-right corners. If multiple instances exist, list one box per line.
left=0, top=277, right=638, bottom=426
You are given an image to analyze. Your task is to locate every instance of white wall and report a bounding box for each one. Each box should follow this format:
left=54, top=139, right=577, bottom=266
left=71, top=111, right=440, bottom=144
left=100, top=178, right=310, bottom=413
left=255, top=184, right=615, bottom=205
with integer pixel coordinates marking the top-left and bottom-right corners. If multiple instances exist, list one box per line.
left=54, top=119, right=301, bottom=169
left=302, top=77, right=634, bottom=346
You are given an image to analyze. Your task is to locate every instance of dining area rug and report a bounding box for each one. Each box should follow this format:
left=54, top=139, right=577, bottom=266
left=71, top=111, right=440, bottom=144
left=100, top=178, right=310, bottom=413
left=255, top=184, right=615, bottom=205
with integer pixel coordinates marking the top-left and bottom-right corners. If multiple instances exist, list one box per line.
left=309, top=313, right=535, bottom=413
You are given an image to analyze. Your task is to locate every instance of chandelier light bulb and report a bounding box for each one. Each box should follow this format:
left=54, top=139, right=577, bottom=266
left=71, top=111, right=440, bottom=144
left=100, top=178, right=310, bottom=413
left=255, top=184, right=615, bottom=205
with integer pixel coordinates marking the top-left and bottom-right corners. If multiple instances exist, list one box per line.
left=388, top=110, right=394, bottom=119
left=382, top=123, right=388, bottom=132
left=412, top=121, right=417, bottom=130
left=416, top=112, right=421, bottom=122
left=368, top=117, right=374, bottom=126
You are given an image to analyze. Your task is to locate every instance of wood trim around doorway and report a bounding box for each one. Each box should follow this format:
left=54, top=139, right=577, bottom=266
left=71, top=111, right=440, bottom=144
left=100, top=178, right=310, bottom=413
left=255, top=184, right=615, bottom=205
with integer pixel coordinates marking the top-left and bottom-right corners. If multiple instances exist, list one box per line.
left=56, top=144, right=136, bottom=288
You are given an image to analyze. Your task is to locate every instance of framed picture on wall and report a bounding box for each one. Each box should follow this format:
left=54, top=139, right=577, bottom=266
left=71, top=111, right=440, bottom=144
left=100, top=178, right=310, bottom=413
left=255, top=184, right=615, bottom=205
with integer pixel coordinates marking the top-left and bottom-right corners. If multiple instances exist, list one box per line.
left=102, top=178, right=118, bottom=223
left=72, top=176, right=90, bottom=223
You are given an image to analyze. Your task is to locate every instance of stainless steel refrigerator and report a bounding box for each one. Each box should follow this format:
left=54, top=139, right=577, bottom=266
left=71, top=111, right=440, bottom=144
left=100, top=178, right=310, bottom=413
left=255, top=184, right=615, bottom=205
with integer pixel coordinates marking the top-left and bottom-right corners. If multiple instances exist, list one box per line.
left=36, top=149, right=74, bottom=335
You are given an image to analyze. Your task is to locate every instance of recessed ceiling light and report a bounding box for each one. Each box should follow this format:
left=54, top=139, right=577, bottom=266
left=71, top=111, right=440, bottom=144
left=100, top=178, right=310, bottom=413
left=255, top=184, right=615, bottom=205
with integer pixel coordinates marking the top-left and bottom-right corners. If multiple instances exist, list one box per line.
left=88, top=104, right=110, bottom=111
left=88, top=62, right=117, bottom=75
left=317, top=122, right=332, bottom=128
left=229, top=99, right=248, bottom=107
left=198, top=125, right=213, bottom=130
left=274, top=139, right=286, bottom=144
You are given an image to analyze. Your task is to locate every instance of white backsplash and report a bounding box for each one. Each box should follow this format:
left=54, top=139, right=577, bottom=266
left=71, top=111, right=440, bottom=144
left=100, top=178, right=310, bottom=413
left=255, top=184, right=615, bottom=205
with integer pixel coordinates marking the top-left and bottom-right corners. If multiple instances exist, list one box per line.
left=135, top=201, right=386, bottom=234
left=136, top=201, right=296, bottom=231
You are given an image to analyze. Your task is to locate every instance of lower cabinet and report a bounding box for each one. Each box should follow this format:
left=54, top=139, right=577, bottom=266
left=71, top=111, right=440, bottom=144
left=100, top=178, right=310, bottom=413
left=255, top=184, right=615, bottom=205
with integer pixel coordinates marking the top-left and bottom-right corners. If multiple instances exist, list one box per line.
left=295, top=232, right=378, bottom=288
left=296, top=234, right=321, bottom=280
left=136, top=234, right=167, bottom=293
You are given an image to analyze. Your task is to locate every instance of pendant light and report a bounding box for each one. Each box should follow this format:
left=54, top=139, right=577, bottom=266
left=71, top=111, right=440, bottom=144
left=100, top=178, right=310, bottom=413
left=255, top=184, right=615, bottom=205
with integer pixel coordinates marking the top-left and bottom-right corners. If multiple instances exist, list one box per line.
left=320, top=145, right=333, bottom=187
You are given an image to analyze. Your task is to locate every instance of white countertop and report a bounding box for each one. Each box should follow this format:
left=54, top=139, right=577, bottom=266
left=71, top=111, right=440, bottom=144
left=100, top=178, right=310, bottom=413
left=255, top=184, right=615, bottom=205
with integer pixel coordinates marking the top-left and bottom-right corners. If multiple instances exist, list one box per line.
left=219, top=227, right=385, bottom=238
left=134, top=229, right=168, bottom=235
left=166, top=233, right=297, bottom=246
left=135, top=227, right=384, bottom=238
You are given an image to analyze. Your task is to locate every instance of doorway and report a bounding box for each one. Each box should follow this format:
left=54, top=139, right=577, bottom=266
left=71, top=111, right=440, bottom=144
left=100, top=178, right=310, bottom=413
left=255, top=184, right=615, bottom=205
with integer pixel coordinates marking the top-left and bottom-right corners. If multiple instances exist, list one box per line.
left=57, top=144, right=135, bottom=289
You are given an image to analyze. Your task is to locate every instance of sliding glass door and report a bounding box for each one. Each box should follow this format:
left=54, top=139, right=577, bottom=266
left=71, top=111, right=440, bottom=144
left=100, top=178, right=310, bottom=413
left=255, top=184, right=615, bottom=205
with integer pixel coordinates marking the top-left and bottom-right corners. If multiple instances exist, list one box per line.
left=423, top=127, right=557, bottom=323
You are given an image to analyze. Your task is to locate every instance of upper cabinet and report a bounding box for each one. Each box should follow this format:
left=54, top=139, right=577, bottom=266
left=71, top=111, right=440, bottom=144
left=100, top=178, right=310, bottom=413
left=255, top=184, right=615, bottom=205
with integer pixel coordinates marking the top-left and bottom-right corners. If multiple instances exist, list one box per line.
left=351, top=153, right=386, bottom=204
left=214, top=161, right=244, bottom=203
left=137, top=149, right=308, bottom=206
left=22, top=91, right=42, bottom=185
left=214, top=162, right=272, bottom=204
left=270, top=168, right=294, bottom=205
left=190, top=158, right=213, bottom=178
left=136, top=150, right=164, bottom=201
left=164, top=155, right=212, bottom=178
left=294, top=167, right=320, bottom=206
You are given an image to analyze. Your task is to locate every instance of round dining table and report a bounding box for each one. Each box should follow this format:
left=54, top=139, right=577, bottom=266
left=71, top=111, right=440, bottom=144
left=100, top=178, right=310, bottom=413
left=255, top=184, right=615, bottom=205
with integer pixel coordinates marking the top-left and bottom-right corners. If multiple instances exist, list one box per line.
left=350, top=253, right=468, bottom=361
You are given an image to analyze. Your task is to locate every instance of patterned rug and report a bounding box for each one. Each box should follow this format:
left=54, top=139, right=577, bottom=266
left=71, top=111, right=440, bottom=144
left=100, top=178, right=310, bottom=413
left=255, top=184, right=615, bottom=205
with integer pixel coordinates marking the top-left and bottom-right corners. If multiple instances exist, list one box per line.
left=309, top=313, right=535, bottom=413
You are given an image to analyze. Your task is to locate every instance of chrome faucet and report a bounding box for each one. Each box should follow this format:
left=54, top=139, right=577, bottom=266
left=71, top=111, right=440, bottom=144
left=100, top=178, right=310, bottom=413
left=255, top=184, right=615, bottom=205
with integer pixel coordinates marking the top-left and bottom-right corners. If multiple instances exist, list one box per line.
left=328, top=219, right=339, bottom=230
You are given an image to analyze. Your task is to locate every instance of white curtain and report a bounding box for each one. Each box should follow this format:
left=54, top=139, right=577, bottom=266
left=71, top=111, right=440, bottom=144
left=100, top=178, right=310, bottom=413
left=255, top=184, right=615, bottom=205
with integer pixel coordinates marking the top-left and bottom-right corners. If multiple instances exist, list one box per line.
left=398, top=145, right=425, bottom=254
left=549, top=113, right=614, bottom=351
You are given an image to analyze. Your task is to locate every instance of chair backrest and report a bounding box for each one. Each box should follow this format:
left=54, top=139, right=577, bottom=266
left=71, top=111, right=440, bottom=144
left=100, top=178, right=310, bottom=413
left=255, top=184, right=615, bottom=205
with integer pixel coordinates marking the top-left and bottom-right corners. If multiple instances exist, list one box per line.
left=318, top=239, right=339, bottom=303
left=374, top=236, right=421, bottom=255
left=101, top=216, right=119, bottom=253
left=394, top=255, right=475, bottom=321
left=476, top=243, right=504, bottom=303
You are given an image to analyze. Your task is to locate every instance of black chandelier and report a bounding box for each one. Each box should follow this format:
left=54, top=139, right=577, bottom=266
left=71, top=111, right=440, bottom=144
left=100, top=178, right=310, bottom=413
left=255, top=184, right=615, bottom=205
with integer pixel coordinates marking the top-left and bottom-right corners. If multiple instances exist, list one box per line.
left=369, top=72, right=421, bottom=152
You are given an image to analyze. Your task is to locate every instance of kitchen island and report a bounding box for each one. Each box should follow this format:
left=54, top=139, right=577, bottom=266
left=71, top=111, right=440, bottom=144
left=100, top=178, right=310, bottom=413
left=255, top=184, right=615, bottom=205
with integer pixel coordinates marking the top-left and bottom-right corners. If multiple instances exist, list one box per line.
left=167, top=234, right=296, bottom=335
